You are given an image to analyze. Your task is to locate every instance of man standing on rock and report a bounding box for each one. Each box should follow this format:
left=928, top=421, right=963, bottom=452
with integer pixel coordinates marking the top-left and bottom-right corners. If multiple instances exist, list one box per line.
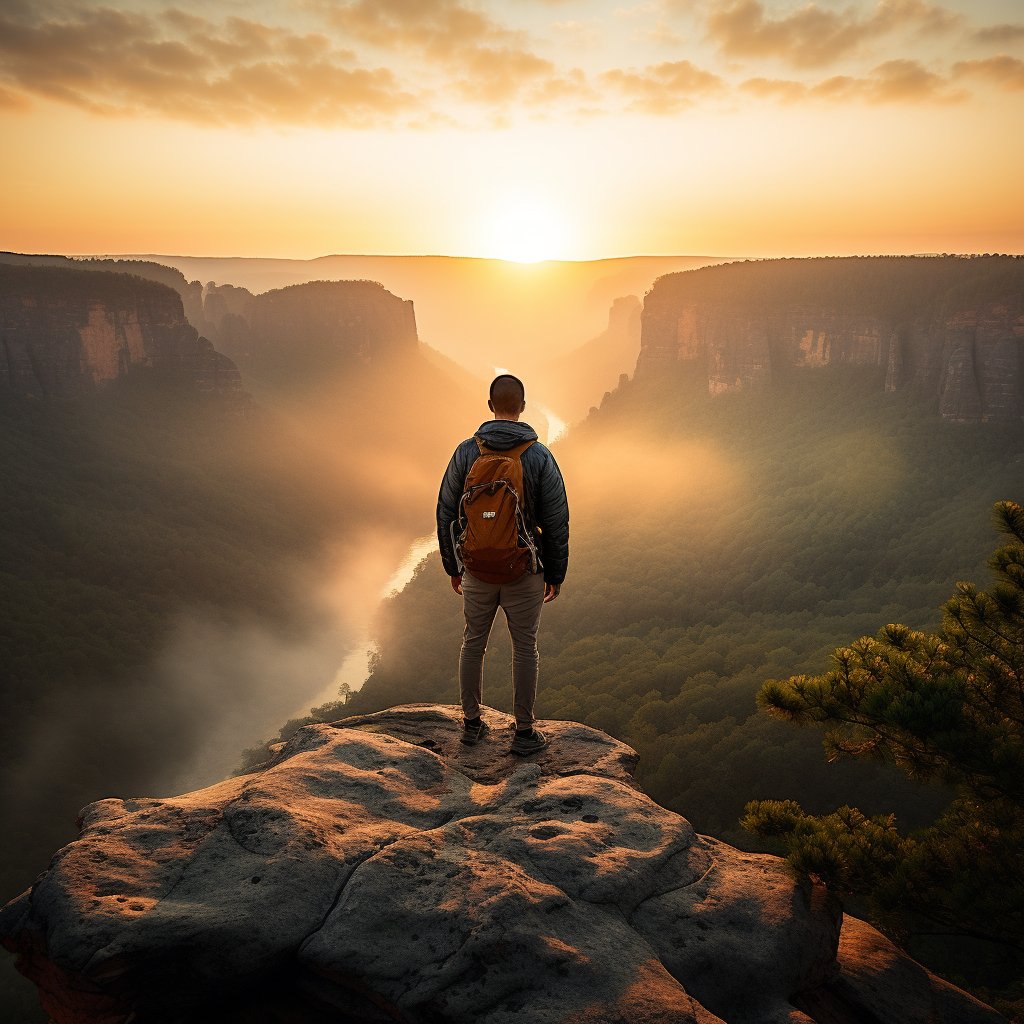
left=437, top=373, right=569, bottom=755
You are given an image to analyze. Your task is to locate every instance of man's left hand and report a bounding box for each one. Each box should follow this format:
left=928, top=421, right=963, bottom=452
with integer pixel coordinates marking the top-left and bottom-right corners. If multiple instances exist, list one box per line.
left=544, top=582, right=560, bottom=603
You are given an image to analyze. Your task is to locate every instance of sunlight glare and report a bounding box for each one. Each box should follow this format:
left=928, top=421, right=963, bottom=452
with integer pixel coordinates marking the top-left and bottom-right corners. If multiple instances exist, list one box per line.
left=482, top=194, right=567, bottom=263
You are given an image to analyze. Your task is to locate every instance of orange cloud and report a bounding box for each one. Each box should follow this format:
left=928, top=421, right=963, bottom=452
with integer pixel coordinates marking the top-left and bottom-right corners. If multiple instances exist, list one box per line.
left=742, top=59, right=962, bottom=105
left=707, top=0, right=961, bottom=69
left=0, top=82, right=31, bottom=110
left=971, top=24, right=1024, bottom=46
left=953, top=55, right=1024, bottom=91
left=519, top=68, right=596, bottom=111
left=453, top=46, right=557, bottom=103
left=739, top=76, right=808, bottom=103
left=820, top=59, right=961, bottom=102
left=0, top=0, right=1011, bottom=127
left=319, top=0, right=516, bottom=60
left=0, top=3, right=415, bottom=126
left=602, top=60, right=724, bottom=113
left=320, top=0, right=576, bottom=111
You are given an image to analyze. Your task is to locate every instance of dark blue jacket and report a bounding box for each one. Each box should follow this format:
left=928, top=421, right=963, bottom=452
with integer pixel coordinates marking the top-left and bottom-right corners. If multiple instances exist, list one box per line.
left=436, top=420, right=569, bottom=585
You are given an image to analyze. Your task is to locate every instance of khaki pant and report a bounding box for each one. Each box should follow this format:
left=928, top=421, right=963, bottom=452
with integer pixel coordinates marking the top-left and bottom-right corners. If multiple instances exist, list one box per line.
left=460, top=569, right=545, bottom=730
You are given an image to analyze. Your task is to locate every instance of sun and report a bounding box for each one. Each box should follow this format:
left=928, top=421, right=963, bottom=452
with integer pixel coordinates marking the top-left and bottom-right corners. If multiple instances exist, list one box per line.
left=482, top=194, right=568, bottom=263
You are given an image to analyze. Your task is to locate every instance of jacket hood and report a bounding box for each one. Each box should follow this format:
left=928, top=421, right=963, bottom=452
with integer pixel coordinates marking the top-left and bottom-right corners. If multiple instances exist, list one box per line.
left=474, top=419, right=539, bottom=451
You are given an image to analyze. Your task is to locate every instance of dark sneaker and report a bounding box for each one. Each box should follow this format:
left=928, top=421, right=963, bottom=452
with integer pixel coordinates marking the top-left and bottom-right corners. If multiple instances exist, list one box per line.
left=460, top=718, right=490, bottom=746
left=510, top=728, right=548, bottom=756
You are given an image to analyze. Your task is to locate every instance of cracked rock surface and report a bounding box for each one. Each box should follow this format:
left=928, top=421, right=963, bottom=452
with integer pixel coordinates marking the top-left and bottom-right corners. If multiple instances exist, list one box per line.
left=0, top=705, right=1004, bottom=1024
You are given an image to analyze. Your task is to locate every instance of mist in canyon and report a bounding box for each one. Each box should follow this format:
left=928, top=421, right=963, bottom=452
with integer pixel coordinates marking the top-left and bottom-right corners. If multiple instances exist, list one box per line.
left=3, top=251, right=1023, bottom=1019
left=0, top=251, right=657, bottom=910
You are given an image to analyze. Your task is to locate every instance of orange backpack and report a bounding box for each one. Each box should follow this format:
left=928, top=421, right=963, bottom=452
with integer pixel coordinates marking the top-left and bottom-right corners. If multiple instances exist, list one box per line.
left=455, top=438, right=539, bottom=584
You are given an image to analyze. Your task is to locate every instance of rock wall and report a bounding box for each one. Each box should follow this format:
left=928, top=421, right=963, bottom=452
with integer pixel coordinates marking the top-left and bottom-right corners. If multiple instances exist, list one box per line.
left=608, top=293, right=642, bottom=339
left=0, top=265, right=242, bottom=398
left=0, top=705, right=1003, bottom=1024
left=636, top=257, right=1024, bottom=421
left=0, top=255, right=420, bottom=392
left=546, top=293, right=644, bottom=422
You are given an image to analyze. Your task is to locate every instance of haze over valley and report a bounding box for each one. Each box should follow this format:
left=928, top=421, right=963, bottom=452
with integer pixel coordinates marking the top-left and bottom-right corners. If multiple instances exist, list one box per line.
left=3, top=0, right=1023, bottom=1019
left=3, top=247, right=1023, bottom=1021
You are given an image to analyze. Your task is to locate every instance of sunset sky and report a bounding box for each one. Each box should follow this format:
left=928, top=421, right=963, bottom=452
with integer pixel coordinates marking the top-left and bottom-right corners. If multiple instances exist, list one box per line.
left=2, top=0, right=1023, bottom=260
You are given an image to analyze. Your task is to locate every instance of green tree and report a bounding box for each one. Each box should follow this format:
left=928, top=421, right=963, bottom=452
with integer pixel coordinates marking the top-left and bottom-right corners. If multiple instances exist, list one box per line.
left=743, top=501, right=1023, bottom=987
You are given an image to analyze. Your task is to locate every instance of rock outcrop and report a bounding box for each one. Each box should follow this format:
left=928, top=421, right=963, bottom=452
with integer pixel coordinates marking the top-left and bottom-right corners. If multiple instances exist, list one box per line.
left=0, top=265, right=243, bottom=399
left=0, top=705, right=1001, bottom=1024
left=201, top=279, right=419, bottom=390
left=636, top=256, right=1024, bottom=421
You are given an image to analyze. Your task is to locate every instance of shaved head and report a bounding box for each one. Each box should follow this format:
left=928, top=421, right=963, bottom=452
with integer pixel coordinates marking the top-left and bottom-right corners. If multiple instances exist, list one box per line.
left=489, top=374, right=526, bottom=415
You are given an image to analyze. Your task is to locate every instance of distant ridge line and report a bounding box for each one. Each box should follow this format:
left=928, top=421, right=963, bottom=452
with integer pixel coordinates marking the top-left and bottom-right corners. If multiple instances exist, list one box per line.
left=73, top=252, right=743, bottom=266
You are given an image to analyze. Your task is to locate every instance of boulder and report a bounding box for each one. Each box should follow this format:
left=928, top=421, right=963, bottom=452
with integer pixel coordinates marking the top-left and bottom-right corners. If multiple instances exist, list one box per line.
left=0, top=705, right=1004, bottom=1024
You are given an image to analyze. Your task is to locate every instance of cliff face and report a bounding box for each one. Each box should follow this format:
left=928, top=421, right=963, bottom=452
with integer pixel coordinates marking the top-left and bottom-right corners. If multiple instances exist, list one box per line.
left=0, top=265, right=242, bottom=399
left=0, top=705, right=1002, bottom=1024
left=540, top=294, right=643, bottom=422
left=201, top=279, right=419, bottom=389
left=637, top=257, right=1024, bottom=421
left=0, top=252, right=209, bottom=334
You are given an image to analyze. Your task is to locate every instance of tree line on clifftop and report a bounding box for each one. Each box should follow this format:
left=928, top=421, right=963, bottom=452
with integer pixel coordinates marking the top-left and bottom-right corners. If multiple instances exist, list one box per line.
left=643, top=254, right=1024, bottom=321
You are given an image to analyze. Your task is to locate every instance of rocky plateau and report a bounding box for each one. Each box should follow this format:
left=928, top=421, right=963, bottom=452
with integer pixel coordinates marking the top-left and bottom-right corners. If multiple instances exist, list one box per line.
left=0, top=705, right=1003, bottom=1024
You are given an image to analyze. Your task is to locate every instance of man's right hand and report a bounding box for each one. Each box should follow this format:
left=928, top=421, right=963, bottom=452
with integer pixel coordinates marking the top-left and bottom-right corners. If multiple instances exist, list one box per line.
left=450, top=575, right=463, bottom=595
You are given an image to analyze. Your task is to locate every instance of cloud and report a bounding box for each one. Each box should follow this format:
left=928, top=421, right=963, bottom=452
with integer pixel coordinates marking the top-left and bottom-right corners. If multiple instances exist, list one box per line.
left=707, top=0, right=962, bottom=69
left=318, top=0, right=577, bottom=111
left=971, top=24, right=1024, bottom=47
left=823, top=58, right=960, bottom=102
left=0, top=0, right=589, bottom=127
left=0, top=3, right=416, bottom=126
left=0, top=81, right=31, bottom=110
left=453, top=46, right=557, bottom=103
left=318, top=0, right=517, bottom=60
left=953, top=55, right=1024, bottom=91
left=739, top=76, right=808, bottom=102
left=602, top=59, right=724, bottom=113
left=0, top=0, right=1002, bottom=126
left=741, top=58, right=963, bottom=104
left=523, top=67, right=596, bottom=106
